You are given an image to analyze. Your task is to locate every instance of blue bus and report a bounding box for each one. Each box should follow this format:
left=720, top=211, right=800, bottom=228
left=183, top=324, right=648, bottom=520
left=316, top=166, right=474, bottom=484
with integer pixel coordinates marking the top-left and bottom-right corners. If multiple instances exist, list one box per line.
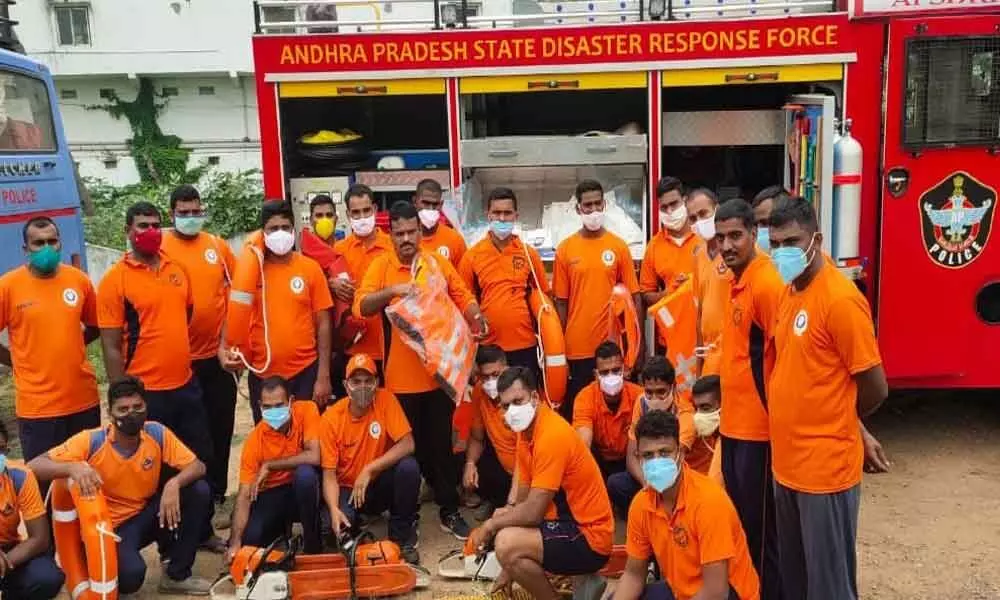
left=0, top=45, right=87, bottom=277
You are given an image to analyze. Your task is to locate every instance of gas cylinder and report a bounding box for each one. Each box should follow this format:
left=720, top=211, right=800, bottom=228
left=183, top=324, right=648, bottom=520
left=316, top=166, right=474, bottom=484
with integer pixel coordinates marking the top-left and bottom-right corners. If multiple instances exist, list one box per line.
left=832, top=118, right=863, bottom=259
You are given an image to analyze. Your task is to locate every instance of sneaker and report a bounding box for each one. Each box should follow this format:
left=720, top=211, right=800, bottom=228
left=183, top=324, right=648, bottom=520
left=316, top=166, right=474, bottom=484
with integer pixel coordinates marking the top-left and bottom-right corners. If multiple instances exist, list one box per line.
left=157, top=574, right=213, bottom=596
left=474, top=501, right=495, bottom=522
left=399, top=523, right=421, bottom=565
left=440, top=511, right=471, bottom=540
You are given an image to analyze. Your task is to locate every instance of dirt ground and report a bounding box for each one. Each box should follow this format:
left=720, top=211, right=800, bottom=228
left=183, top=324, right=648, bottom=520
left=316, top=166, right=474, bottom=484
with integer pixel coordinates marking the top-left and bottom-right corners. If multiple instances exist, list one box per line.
left=42, top=389, right=1000, bottom=599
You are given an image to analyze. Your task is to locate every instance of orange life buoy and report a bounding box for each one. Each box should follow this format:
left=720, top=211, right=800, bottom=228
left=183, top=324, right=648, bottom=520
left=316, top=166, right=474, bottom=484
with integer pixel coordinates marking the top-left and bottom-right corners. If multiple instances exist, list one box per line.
left=52, top=479, right=120, bottom=600
left=528, top=288, right=567, bottom=409
left=608, top=284, right=641, bottom=372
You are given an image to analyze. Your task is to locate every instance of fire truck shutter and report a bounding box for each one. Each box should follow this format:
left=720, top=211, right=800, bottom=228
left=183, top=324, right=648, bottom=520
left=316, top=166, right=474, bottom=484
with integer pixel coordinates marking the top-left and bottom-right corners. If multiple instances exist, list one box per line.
left=459, top=72, right=646, bottom=94
left=279, top=78, right=445, bottom=98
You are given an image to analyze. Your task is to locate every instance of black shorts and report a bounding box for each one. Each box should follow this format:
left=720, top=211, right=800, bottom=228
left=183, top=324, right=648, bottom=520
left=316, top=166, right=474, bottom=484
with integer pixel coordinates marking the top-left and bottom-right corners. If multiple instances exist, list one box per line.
left=539, top=520, right=609, bottom=576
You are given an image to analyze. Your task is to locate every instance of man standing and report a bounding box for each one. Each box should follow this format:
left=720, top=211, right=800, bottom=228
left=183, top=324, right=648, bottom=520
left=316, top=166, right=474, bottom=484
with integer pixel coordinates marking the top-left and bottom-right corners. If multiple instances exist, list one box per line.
left=227, top=200, right=334, bottom=421
left=686, top=188, right=728, bottom=376
left=553, top=179, right=641, bottom=418
left=228, top=376, right=322, bottom=559
left=320, top=354, right=420, bottom=563
left=307, top=194, right=339, bottom=244
left=334, top=184, right=393, bottom=375
left=414, top=179, right=466, bottom=266
left=639, top=178, right=701, bottom=337
left=30, top=377, right=214, bottom=596
left=459, top=187, right=550, bottom=374
left=615, top=410, right=759, bottom=600
left=572, top=341, right=643, bottom=479
left=468, top=367, right=613, bottom=599
left=768, top=197, right=888, bottom=600
left=0, top=217, right=101, bottom=462
left=161, top=184, right=239, bottom=514
left=97, top=202, right=217, bottom=486
left=355, top=200, right=487, bottom=539
left=714, top=198, right=784, bottom=600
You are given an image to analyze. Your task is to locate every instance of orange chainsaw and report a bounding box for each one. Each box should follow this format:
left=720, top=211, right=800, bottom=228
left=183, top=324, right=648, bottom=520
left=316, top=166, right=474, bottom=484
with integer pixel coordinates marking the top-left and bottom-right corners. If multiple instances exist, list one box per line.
left=210, top=533, right=422, bottom=600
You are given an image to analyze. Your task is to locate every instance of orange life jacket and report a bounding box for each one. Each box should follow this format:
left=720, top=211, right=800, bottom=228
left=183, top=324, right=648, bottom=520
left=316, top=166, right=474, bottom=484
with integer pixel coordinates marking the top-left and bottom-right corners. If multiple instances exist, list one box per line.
left=608, top=284, right=641, bottom=372
left=648, top=279, right=699, bottom=395
left=299, top=228, right=366, bottom=350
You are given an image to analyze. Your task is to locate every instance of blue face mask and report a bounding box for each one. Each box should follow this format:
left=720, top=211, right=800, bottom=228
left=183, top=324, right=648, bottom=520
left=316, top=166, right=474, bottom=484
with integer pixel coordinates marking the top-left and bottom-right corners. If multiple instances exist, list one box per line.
left=261, top=405, right=290, bottom=430
left=0, top=453, right=7, bottom=473
left=770, top=235, right=817, bottom=285
left=642, top=456, right=679, bottom=493
left=174, top=215, right=206, bottom=236
left=756, top=226, right=770, bottom=252
left=489, top=220, right=515, bottom=240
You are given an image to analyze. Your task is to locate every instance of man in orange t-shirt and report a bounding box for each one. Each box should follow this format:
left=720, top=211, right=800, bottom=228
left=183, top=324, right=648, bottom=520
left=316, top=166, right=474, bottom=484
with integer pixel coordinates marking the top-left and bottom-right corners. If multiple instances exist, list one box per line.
left=355, top=200, right=486, bottom=540
left=459, top=187, right=550, bottom=377
left=767, top=197, right=888, bottom=600
left=689, top=375, right=722, bottom=485
left=616, top=410, right=759, bottom=600
left=553, top=179, right=641, bottom=419
left=462, top=345, right=518, bottom=516
left=228, top=376, right=322, bottom=558
left=161, top=184, right=239, bottom=507
left=0, top=216, right=101, bottom=463
left=320, top=354, right=419, bottom=563
left=29, top=376, right=213, bottom=596
left=229, top=201, right=335, bottom=422
left=686, top=188, right=729, bottom=376
left=714, top=198, right=784, bottom=600
left=572, top=341, right=642, bottom=480
left=469, top=367, right=612, bottom=597
left=0, top=422, right=64, bottom=600
left=414, top=178, right=466, bottom=266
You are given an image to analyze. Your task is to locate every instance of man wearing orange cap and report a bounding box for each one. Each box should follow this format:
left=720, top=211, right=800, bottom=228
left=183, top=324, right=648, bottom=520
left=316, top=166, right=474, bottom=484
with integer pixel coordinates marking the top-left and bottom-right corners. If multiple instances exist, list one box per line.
left=320, top=354, right=420, bottom=564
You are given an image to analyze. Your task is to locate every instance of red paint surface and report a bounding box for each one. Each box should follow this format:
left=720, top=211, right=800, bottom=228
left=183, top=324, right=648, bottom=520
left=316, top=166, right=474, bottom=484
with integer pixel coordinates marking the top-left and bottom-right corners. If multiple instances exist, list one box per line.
left=0, top=206, right=76, bottom=224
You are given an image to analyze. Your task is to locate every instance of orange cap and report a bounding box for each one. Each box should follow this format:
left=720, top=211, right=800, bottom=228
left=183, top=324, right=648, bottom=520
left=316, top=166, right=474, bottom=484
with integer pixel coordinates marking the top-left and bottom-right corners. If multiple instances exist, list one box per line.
left=346, top=353, right=377, bottom=377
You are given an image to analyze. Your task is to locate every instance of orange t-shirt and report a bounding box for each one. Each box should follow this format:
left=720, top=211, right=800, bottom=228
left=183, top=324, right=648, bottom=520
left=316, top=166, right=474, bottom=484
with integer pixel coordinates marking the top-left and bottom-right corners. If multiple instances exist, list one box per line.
left=639, top=231, right=702, bottom=295
left=626, top=469, right=760, bottom=600
left=97, top=253, right=194, bottom=391
left=552, top=231, right=640, bottom=360
left=692, top=248, right=730, bottom=376
left=470, top=386, right=517, bottom=474
left=248, top=253, right=333, bottom=379
left=0, top=265, right=99, bottom=418
left=334, top=231, right=393, bottom=360
left=49, top=422, right=196, bottom=527
left=769, top=262, right=882, bottom=494
left=161, top=232, right=236, bottom=360
left=354, top=251, right=476, bottom=394
left=420, top=225, right=467, bottom=267
left=718, top=253, right=783, bottom=442
left=320, top=389, right=412, bottom=487
left=458, top=235, right=550, bottom=353
left=515, top=404, right=614, bottom=555
left=629, top=395, right=696, bottom=450
left=0, top=464, right=46, bottom=544
left=572, top=381, right=642, bottom=461
left=239, top=401, right=321, bottom=492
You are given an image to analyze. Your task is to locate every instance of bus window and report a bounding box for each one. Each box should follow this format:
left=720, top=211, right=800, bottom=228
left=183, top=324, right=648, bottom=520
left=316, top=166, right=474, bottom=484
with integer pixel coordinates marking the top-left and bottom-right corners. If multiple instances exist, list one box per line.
left=0, top=71, right=56, bottom=152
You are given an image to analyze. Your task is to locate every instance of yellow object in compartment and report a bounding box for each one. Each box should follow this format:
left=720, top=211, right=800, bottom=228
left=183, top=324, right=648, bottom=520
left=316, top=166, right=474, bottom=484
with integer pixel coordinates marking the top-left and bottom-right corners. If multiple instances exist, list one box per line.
left=299, top=130, right=362, bottom=145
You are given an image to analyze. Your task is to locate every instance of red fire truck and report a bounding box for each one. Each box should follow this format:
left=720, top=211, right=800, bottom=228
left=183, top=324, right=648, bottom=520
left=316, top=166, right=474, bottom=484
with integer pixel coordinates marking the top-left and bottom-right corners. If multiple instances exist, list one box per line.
left=250, top=0, right=999, bottom=390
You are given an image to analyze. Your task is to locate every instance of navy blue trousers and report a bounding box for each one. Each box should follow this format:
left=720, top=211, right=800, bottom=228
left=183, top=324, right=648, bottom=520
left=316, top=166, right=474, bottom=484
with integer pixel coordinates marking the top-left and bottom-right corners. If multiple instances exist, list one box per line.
left=242, top=465, right=322, bottom=554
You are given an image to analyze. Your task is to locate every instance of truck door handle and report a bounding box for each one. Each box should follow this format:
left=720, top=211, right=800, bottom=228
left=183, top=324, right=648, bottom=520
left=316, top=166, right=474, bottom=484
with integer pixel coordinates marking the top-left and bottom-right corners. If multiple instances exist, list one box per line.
left=488, top=149, right=519, bottom=158
left=725, top=72, right=779, bottom=83
left=586, top=145, right=618, bottom=154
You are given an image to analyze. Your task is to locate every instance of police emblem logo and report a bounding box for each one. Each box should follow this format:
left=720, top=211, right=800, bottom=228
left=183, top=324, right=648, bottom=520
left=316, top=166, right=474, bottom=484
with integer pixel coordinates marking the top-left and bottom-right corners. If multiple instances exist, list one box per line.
left=62, top=288, right=79, bottom=307
left=793, top=309, right=808, bottom=336
left=369, top=421, right=382, bottom=439
left=290, top=276, right=305, bottom=294
left=671, top=525, right=689, bottom=548
left=438, top=246, right=450, bottom=259
left=141, top=456, right=155, bottom=471
left=920, top=172, right=996, bottom=269
left=511, top=255, right=527, bottom=271
left=204, top=248, right=218, bottom=265
left=601, top=249, right=615, bottom=267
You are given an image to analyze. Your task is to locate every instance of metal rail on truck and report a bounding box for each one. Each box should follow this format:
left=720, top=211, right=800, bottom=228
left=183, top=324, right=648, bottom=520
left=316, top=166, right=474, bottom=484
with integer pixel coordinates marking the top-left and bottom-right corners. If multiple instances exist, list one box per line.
left=254, top=0, right=839, bottom=33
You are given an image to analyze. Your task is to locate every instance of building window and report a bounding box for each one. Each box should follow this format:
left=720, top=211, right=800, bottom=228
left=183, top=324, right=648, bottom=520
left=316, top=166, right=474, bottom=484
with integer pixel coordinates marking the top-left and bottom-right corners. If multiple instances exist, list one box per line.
left=208, top=155, right=220, bottom=165
left=99, top=88, right=115, bottom=100
left=261, top=6, right=297, bottom=34
left=162, top=87, right=179, bottom=97
left=103, top=157, right=118, bottom=169
left=904, top=36, right=1000, bottom=147
left=54, top=6, right=91, bottom=46
left=60, top=89, right=78, bottom=100
left=198, top=86, right=216, bottom=96
left=439, top=2, right=481, bottom=24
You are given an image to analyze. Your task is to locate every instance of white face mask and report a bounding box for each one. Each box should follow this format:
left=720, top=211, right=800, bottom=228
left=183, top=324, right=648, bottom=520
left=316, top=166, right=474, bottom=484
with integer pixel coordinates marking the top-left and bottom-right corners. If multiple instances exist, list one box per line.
left=482, top=377, right=499, bottom=400
left=599, top=373, right=624, bottom=396
left=504, top=401, right=536, bottom=433
left=264, top=229, right=295, bottom=256
left=581, top=210, right=605, bottom=232
left=693, top=409, right=721, bottom=437
left=418, top=209, right=440, bottom=229
left=351, top=215, right=376, bottom=237
left=693, top=216, right=716, bottom=241
left=660, top=204, right=688, bottom=231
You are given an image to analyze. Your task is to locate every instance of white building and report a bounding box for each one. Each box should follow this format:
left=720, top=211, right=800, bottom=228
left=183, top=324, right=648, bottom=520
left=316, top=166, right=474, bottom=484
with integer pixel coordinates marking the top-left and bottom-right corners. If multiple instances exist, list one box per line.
left=12, top=0, right=261, bottom=185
